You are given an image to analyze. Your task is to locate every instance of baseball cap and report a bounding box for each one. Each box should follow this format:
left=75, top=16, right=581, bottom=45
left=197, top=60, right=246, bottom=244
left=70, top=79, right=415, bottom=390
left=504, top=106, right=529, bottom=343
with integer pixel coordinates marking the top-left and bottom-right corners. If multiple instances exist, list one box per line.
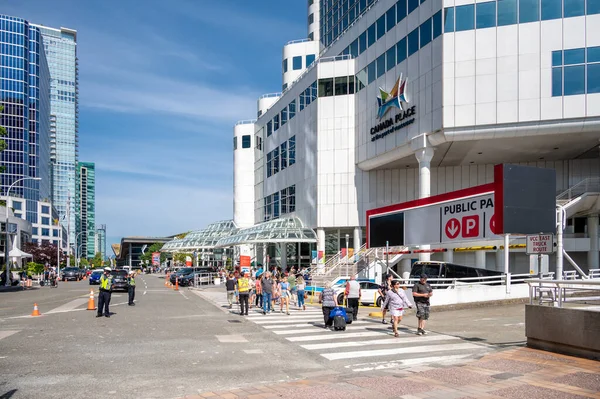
left=420, top=274, right=428, bottom=279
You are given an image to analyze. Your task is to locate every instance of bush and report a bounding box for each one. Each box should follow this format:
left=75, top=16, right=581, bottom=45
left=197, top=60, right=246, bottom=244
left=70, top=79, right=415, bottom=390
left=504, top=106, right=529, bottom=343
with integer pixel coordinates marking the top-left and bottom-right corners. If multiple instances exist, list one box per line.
left=27, top=262, right=44, bottom=276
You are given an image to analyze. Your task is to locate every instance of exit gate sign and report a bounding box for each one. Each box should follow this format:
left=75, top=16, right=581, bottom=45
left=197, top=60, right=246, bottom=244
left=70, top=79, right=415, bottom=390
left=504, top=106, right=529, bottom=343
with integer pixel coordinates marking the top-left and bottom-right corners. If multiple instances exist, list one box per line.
left=526, top=234, right=555, bottom=255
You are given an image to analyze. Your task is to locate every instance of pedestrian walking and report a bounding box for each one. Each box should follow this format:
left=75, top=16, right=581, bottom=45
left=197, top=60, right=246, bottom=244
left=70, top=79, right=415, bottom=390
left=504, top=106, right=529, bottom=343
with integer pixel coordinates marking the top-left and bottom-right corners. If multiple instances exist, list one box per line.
left=279, top=277, right=290, bottom=315
left=254, top=274, right=263, bottom=308
left=287, top=271, right=297, bottom=304
left=237, top=272, right=250, bottom=316
left=296, top=274, right=306, bottom=310
left=225, top=273, right=236, bottom=309
left=345, top=275, right=361, bottom=321
left=261, top=272, right=274, bottom=315
left=249, top=275, right=256, bottom=309
left=383, top=280, right=412, bottom=337
left=412, top=274, right=433, bottom=335
left=319, top=282, right=338, bottom=328
left=272, top=277, right=280, bottom=311
left=127, top=270, right=136, bottom=306
left=96, top=267, right=113, bottom=318
left=378, top=274, right=393, bottom=324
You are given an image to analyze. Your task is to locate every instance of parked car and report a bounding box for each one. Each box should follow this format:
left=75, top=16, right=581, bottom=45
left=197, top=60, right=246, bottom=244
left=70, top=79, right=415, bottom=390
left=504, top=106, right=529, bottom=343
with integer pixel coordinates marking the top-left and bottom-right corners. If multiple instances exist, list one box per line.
left=170, top=267, right=213, bottom=284
left=89, top=270, right=103, bottom=285
left=111, top=270, right=128, bottom=291
left=61, top=267, right=82, bottom=281
left=332, top=280, right=383, bottom=307
left=179, top=271, right=215, bottom=287
left=409, top=261, right=504, bottom=286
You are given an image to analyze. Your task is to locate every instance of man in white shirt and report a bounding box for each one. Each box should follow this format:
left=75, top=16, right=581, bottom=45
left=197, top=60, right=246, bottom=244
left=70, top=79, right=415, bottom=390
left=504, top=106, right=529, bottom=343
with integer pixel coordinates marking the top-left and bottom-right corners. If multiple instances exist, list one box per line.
left=345, top=275, right=361, bottom=321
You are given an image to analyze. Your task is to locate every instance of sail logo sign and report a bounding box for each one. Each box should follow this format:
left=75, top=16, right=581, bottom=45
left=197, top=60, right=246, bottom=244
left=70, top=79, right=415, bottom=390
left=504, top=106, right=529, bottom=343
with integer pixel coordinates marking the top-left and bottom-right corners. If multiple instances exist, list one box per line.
left=370, top=74, right=416, bottom=142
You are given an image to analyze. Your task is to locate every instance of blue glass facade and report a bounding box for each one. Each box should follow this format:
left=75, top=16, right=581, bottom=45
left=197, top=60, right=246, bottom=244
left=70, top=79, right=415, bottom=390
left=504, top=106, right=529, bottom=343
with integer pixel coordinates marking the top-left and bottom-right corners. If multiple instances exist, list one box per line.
left=76, top=162, right=95, bottom=258
left=34, top=25, right=78, bottom=246
left=320, top=0, right=376, bottom=48
left=0, top=15, right=51, bottom=223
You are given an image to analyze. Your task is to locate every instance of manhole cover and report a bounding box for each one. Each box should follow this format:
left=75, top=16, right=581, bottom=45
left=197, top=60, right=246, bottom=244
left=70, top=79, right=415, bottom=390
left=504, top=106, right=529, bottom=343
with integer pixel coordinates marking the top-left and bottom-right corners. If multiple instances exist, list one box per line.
left=227, top=320, right=242, bottom=323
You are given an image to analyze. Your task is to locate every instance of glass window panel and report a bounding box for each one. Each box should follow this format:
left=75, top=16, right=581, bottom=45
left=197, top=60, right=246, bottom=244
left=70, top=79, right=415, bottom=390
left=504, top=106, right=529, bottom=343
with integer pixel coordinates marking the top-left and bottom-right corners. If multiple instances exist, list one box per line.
left=281, top=107, right=288, bottom=126
left=335, top=76, right=348, bottom=95
left=283, top=59, right=288, bottom=73
left=289, top=99, right=296, bottom=119
left=233, top=136, right=237, bottom=150
left=280, top=142, right=287, bottom=169
left=552, top=50, right=563, bottom=67
left=433, top=10, right=443, bottom=38
left=408, top=0, right=419, bottom=14
left=349, top=40, right=358, bottom=58
left=293, top=56, right=303, bottom=70
left=564, top=65, right=585, bottom=95
left=348, top=75, right=355, bottom=94
left=497, top=0, right=517, bottom=25
left=588, top=47, right=600, bottom=63
left=289, top=136, right=296, bottom=165
left=587, top=64, right=600, bottom=93
left=376, top=54, right=386, bottom=78
left=274, top=114, right=279, bottom=131
left=358, top=32, right=367, bottom=54
left=444, top=7, right=455, bottom=32
left=356, top=68, right=367, bottom=91
left=368, top=61, right=376, bottom=83
left=589, top=0, right=600, bottom=14
left=376, top=15, right=386, bottom=40
left=408, top=28, right=419, bottom=56
left=455, top=4, right=475, bottom=31
left=267, top=120, right=273, bottom=136
left=386, top=46, right=396, bottom=71
left=420, top=18, right=432, bottom=47
left=387, top=6, right=396, bottom=32
left=476, top=1, right=496, bottom=29
left=242, top=135, right=251, bottom=149
left=564, top=0, right=585, bottom=17
left=318, top=78, right=334, bottom=97
left=519, top=0, right=540, bottom=23
left=306, top=54, right=316, bottom=66
left=367, top=23, right=376, bottom=46
left=564, top=48, right=585, bottom=65
left=541, top=0, right=562, bottom=20
left=397, top=0, right=407, bottom=22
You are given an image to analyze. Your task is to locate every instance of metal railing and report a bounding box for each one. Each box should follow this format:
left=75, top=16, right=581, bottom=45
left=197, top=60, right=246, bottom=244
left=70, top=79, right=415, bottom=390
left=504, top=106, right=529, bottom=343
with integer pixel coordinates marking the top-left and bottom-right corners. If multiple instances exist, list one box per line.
left=259, top=92, right=282, bottom=99
left=286, top=38, right=312, bottom=45
left=395, top=273, right=554, bottom=290
left=234, top=119, right=257, bottom=126
left=527, top=279, right=600, bottom=307
left=556, top=177, right=600, bottom=201
left=190, top=273, right=221, bottom=288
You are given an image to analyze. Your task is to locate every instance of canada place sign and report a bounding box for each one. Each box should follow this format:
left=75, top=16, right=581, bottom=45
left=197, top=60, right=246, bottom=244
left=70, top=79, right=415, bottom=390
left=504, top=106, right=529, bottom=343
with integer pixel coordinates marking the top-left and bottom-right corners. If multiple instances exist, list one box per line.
left=370, top=74, right=416, bottom=142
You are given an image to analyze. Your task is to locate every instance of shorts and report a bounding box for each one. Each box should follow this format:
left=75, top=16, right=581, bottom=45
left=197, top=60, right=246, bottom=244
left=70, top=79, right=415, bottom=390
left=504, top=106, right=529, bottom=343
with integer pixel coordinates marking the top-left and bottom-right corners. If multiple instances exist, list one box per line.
left=416, top=302, right=430, bottom=320
left=390, top=308, right=404, bottom=317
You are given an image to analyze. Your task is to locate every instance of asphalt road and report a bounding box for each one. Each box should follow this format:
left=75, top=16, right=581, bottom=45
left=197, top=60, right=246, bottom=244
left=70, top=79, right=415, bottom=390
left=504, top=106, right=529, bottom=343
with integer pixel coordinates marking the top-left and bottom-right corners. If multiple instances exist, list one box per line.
left=0, top=275, right=527, bottom=399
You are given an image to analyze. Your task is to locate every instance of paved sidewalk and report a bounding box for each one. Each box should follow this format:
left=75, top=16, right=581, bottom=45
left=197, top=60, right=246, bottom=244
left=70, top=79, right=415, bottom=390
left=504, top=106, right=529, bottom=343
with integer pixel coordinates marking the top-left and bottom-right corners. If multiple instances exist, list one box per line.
left=179, top=347, right=600, bottom=399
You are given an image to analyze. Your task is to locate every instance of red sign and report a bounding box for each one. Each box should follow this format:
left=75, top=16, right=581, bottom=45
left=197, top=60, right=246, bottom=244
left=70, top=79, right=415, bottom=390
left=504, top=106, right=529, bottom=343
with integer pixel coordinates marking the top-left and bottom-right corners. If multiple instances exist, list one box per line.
left=462, top=215, right=479, bottom=238
left=240, top=256, right=251, bottom=267
left=445, top=218, right=460, bottom=239
left=490, top=214, right=496, bottom=234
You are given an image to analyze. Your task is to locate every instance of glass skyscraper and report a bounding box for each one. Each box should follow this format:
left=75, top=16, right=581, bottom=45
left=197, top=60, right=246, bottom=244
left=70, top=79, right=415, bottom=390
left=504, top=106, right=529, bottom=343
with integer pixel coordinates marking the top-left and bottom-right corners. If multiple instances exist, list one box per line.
left=76, top=161, right=94, bottom=259
left=0, top=15, right=51, bottom=223
left=33, top=25, right=78, bottom=247
left=96, top=223, right=106, bottom=261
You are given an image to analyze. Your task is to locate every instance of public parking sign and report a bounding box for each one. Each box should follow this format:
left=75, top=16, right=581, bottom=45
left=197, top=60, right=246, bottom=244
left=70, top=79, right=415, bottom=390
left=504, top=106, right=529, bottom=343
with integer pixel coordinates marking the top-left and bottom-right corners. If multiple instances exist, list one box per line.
left=526, top=234, right=555, bottom=255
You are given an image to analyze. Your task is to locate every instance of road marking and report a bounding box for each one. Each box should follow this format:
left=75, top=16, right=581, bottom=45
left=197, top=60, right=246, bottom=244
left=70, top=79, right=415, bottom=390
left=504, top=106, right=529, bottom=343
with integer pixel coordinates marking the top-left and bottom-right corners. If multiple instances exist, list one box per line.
left=272, top=323, right=385, bottom=335
left=286, top=331, right=386, bottom=342
left=300, top=334, right=459, bottom=350
left=46, top=298, right=88, bottom=314
left=321, top=342, right=482, bottom=360
left=348, top=354, right=474, bottom=372
left=216, top=334, right=247, bottom=343
left=143, top=291, right=147, bottom=295
left=0, top=330, right=19, bottom=341
left=263, top=320, right=371, bottom=329
left=179, top=291, right=189, bottom=300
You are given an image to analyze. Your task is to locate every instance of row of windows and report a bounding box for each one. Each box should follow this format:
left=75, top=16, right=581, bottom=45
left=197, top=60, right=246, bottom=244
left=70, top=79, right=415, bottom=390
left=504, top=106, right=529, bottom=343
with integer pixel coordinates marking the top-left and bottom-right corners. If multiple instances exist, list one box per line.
left=320, top=0, right=377, bottom=47
left=318, top=75, right=356, bottom=97
left=0, top=31, right=26, bottom=46
left=264, top=185, right=296, bottom=221
left=31, top=227, right=60, bottom=237
left=283, top=54, right=316, bottom=73
left=1, top=55, right=25, bottom=70
left=0, top=18, right=25, bottom=34
left=233, top=134, right=252, bottom=150
left=339, top=0, right=427, bottom=58
left=267, top=82, right=317, bottom=138
left=0, top=43, right=26, bottom=58
left=266, top=136, right=296, bottom=178
left=1, top=79, right=26, bottom=92
left=552, top=46, right=600, bottom=96
left=1, top=66, right=26, bottom=81
left=445, top=0, right=600, bottom=33
left=355, top=10, right=442, bottom=91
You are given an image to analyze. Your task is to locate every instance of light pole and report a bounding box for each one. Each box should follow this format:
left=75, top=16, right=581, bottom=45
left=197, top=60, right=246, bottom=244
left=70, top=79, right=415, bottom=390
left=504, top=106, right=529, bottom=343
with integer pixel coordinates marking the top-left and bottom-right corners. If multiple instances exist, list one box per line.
left=345, top=233, right=350, bottom=277
left=56, top=213, right=66, bottom=277
left=74, top=231, right=85, bottom=268
left=4, top=177, right=41, bottom=286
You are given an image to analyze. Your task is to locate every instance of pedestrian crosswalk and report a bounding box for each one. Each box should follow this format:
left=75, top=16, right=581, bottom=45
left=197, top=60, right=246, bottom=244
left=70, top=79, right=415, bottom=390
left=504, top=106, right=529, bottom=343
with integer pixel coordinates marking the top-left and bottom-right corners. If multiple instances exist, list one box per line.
left=199, top=289, right=492, bottom=371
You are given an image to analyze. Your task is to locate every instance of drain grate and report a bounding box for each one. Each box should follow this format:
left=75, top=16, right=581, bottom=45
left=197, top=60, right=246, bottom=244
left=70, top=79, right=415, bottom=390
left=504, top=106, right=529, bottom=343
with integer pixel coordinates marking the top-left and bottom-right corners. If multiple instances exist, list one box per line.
left=227, top=319, right=242, bottom=323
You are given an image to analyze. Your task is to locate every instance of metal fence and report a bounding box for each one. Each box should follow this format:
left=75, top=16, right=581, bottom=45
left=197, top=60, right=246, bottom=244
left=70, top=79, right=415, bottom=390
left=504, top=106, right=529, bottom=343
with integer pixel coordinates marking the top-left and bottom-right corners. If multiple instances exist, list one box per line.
left=189, top=273, right=221, bottom=288
left=527, top=279, right=600, bottom=307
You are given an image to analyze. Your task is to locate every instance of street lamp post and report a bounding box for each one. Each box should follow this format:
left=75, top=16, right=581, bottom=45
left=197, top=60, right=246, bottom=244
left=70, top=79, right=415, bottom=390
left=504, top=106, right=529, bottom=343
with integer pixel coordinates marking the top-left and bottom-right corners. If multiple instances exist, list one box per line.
left=345, top=233, right=350, bottom=277
left=5, top=177, right=41, bottom=286
left=74, top=231, right=85, bottom=268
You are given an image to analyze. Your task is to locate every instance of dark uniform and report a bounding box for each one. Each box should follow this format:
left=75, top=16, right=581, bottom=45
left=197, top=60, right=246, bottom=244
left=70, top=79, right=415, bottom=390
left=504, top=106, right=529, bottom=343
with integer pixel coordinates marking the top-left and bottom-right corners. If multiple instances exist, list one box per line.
left=97, top=269, right=113, bottom=318
left=128, top=272, right=136, bottom=306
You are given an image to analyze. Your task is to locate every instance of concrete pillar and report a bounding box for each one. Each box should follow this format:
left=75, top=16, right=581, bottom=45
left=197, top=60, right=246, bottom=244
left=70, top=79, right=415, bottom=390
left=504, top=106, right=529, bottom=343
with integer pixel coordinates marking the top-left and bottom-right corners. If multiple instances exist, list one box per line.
left=353, top=227, right=361, bottom=253
left=317, top=228, right=325, bottom=256
left=443, top=250, right=454, bottom=263
left=475, top=250, right=486, bottom=269
left=400, top=258, right=412, bottom=280
left=280, top=243, right=287, bottom=271
left=415, top=147, right=434, bottom=261
left=588, top=215, right=599, bottom=270
left=495, top=248, right=504, bottom=272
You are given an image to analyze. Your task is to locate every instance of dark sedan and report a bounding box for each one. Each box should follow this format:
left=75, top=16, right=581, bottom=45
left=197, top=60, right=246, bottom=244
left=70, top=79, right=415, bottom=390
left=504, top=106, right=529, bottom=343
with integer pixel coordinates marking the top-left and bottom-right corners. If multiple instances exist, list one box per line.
left=61, top=267, right=81, bottom=281
left=110, top=270, right=128, bottom=291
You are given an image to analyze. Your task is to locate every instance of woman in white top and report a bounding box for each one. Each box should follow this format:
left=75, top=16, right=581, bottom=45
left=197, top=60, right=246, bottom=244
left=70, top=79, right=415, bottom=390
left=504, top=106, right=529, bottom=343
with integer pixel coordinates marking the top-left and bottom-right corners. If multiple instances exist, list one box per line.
left=382, top=280, right=413, bottom=337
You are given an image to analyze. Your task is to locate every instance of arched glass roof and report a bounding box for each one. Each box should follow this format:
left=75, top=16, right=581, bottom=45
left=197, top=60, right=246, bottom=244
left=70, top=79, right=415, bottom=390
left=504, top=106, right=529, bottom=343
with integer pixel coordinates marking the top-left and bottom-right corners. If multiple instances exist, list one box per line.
left=215, top=217, right=317, bottom=248
left=161, top=220, right=238, bottom=252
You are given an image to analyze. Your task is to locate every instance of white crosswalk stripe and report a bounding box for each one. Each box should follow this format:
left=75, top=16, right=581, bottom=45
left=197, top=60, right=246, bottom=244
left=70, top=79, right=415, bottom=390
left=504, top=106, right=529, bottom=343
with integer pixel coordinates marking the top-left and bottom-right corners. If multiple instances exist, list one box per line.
left=200, top=290, right=492, bottom=369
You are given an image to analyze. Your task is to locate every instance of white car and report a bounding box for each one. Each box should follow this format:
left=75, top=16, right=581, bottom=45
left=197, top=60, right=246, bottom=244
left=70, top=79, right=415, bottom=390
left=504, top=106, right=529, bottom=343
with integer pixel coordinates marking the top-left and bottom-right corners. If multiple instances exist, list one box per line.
left=333, top=280, right=383, bottom=307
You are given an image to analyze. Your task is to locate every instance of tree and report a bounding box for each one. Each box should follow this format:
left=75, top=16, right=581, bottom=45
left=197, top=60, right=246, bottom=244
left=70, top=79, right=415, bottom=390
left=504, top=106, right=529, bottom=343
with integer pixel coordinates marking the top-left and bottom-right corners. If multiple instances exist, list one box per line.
left=140, top=243, right=167, bottom=265
left=0, top=105, right=7, bottom=173
left=89, top=252, right=103, bottom=268
left=22, top=242, right=66, bottom=267
left=79, top=258, right=89, bottom=267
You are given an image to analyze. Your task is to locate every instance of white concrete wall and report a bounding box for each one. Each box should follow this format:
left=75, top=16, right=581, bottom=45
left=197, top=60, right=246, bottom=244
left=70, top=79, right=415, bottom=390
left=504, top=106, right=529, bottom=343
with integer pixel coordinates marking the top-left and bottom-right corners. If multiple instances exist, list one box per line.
left=233, top=122, right=256, bottom=228
left=282, top=40, right=320, bottom=89
left=308, top=0, right=320, bottom=45
left=257, top=95, right=280, bottom=118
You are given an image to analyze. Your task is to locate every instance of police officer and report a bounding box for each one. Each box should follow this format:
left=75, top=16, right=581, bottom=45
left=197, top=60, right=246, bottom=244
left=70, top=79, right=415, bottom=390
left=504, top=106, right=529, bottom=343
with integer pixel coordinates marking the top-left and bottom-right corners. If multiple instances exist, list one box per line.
left=127, top=270, right=136, bottom=306
left=237, top=272, right=250, bottom=316
left=96, top=267, right=113, bottom=318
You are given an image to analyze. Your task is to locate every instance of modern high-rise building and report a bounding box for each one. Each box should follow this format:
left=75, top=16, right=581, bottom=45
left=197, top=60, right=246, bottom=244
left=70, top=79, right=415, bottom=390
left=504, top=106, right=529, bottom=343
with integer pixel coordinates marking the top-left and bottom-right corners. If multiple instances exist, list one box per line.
left=33, top=24, right=78, bottom=248
left=0, top=15, right=51, bottom=223
left=95, top=223, right=106, bottom=261
left=76, top=161, right=94, bottom=259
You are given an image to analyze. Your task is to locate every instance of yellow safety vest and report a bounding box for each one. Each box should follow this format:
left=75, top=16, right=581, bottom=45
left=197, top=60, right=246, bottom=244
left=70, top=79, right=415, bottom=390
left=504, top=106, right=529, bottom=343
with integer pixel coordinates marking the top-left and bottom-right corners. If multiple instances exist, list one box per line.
left=100, top=275, right=112, bottom=290
left=237, top=278, right=250, bottom=293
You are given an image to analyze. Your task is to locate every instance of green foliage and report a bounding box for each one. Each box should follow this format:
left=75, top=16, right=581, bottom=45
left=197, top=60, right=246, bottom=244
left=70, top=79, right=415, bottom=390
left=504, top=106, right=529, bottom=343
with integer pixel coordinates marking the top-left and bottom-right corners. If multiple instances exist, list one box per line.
left=79, top=258, right=89, bottom=267
left=89, top=252, right=103, bottom=268
left=174, top=252, right=193, bottom=264
left=27, top=262, right=44, bottom=275
left=140, top=243, right=167, bottom=265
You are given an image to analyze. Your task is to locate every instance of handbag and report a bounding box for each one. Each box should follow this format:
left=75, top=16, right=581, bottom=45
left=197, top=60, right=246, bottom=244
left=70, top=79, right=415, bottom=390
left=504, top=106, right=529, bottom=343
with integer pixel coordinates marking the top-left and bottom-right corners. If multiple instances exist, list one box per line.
left=304, top=291, right=308, bottom=299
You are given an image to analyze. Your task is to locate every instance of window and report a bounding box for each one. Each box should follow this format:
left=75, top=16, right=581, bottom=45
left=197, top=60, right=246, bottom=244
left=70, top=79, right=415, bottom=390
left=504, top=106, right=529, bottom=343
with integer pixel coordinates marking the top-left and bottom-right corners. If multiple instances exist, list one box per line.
left=552, top=47, right=599, bottom=96
left=433, top=10, right=442, bottom=38
left=408, top=28, right=419, bottom=56
left=444, top=7, right=455, bottom=32
left=590, top=0, right=600, bottom=14
left=282, top=83, right=288, bottom=91
left=564, top=49, right=585, bottom=65
left=283, top=59, right=288, bottom=73
left=267, top=152, right=273, bottom=177
left=306, top=54, right=316, bottom=67
left=552, top=50, right=562, bottom=66
left=289, top=99, right=296, bottom=119
left=289, top=136, right=296, bottom=166
left=358, top=32, right=367, bottom=54
left=589, top=47, right=600, bottom=63
left=308, top=32, right=314, bottom=41
left=397, top=38, right=407, bottom=64
left=32, top=227, right=38, bottom=235
left=386, top=46, right=396, bottom=71
left=267, top=120, right=273, bottom=137
left=588, top=64, right=600, bottom=93
left=408, top=0, right=419, bottom=14
left=349, top=40, right=358, bottom=57
left=541, top=0, right=562, bottom=20
left=367, top=23, right=376, bottom=47
left=280, top=141, right=288, bottom=170
left=273, top=147, right=280, bottom=174
left=281, top=187, right=288, bottom=214
left=308, top=13, right=314, bottom=25
left=233, top=136, right=238, bottom=150
left=564, top=65, right=585, bottom=95
left=356, top=68, right=367, bottom=91
left=274, top=114, right=280, bottom=131
left=456, top=4, right=475, bottom=31
left=273, top=192, right=280, bottom=218
left=386, top=6, right=396, bottom=32
left=41, top=217, right=50, bottom=225
left=41, top=205, right=49, bottom=214
left=12, top=201, right=22, bottom=210
left=53, top=229, right=59, bottom=237
left=256, top=135, right=263, bottom=150
left=519, top=0, right=540, bottom=23
left=397, top=0, right=407, bottom=22
left=476, top=1, right=496, bottom=29
left=564, top=0, right=585, bottom=17
left=300, top=91, right=306, bottom=111
left=335, top=76, right=349, bottom=95
left=368, top=61, right=376, bottom=83
left=42, top=228, right=50, bottom=236
left=318, top=78, right=334, bottom=97
left=376, top=54, right=386, bottom=78
left=497, top=0, right=518, bottom=25
left=293, top=56, right=302, bottom=70
left=420, top=18, right=432, bottom=47
left=242, top=135, right=251, bottom=149
left=376, top=15, right=386, bottom=40
left=348, top=75, right=355, bottom=94
left=281, top=107, right=288, bottom=126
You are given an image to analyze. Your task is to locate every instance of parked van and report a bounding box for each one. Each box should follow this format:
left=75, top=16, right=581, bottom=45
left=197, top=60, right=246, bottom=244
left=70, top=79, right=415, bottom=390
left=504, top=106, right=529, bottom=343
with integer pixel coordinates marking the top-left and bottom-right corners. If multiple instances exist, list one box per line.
left=410, top=261, right=503, bottom=282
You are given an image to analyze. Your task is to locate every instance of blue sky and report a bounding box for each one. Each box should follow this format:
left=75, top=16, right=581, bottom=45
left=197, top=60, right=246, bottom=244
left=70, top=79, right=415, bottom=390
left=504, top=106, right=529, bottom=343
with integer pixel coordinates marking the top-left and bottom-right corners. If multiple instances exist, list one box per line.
left=3, top=0, right=307, bottom=249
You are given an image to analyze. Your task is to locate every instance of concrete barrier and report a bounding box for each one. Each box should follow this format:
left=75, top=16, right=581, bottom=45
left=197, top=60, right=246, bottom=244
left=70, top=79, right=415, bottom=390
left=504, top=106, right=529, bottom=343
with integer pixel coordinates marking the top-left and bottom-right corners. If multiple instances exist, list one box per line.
left=525, top=305, right=600, bottom=360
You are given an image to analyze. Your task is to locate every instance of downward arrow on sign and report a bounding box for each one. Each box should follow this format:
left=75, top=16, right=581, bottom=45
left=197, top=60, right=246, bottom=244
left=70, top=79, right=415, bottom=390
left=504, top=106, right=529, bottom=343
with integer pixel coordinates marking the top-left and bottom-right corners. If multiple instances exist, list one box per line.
left=446, top=218, right=460, bottom=239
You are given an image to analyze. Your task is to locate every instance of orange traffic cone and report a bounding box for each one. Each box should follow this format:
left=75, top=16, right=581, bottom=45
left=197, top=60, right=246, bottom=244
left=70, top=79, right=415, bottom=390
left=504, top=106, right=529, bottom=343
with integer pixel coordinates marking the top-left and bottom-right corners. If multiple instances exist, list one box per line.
left=174, top=277, right=179, bottom=291
left=86, top=290, right=96, bottom=310
left=31, top=303, right=41, bottom=317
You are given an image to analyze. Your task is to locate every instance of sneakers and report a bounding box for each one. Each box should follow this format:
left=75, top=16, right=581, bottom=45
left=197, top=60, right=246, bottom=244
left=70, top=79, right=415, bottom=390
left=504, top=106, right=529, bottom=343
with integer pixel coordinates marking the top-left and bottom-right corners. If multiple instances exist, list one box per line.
left=382, top=319, right=388, bottom=324
left=417, top=328, right=427, bottom=335
left=262, top=311, right=266, bottom=315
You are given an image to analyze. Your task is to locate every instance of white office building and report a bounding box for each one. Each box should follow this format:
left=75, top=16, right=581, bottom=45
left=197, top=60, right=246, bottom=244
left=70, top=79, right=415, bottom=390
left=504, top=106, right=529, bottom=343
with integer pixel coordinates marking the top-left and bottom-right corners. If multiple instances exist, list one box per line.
left=231, top=0, right=600, bottom=276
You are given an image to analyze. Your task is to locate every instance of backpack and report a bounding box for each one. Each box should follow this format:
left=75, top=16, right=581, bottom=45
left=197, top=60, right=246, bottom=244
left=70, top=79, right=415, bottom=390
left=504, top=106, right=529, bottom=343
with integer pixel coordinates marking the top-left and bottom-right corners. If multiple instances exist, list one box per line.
left=333, top=315, right=346, bottom=331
